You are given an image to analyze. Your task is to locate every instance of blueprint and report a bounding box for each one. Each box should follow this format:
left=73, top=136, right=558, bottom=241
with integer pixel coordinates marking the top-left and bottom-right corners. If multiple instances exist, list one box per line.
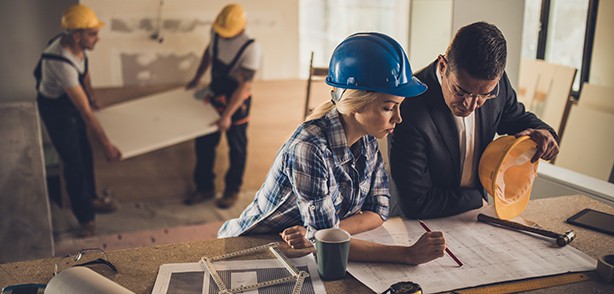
left=347, top=208, right=596, bottom=293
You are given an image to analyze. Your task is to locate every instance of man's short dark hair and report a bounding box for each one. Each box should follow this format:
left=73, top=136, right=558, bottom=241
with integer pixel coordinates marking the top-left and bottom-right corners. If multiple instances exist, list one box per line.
left=445, top=21, right=507, bottom=80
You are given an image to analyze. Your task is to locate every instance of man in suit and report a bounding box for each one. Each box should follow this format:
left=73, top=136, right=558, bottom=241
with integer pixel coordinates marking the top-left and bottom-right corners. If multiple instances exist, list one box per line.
left=389, top=21, right=559, bottom=219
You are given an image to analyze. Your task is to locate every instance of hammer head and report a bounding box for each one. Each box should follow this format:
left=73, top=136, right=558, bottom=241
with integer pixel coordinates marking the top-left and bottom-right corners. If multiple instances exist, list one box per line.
left=556, top=230, right=575, bottom=247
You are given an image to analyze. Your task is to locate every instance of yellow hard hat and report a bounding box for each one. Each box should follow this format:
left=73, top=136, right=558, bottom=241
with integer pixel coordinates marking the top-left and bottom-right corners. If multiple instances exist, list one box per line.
left=478, top=136, right=539, bottom=220
left=61, top=4, right=105, bottom=30
left=213, top=4, right=246, bottom=38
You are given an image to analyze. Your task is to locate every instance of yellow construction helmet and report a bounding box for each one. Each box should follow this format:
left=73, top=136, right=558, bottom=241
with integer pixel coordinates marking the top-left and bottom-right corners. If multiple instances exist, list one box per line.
left=213, top=4, right=246, bottom=38
left=61, top=4, right=105, bottom=30
left=478, top=136, right=539, bottom=220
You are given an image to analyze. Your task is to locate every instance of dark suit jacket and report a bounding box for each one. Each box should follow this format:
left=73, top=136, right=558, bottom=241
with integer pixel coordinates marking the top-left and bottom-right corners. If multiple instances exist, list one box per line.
left=389, top=60, right=557, bottom=219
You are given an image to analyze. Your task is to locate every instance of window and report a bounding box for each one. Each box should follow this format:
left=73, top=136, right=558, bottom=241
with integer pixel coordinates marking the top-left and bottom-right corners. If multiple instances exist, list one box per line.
left=521, top=0, right=598, bottom=94
left=299, top=0, right=409, bottom=78
left=545, top=0, right=589, bottom=91
left=521, top=0, right=542, bottom=60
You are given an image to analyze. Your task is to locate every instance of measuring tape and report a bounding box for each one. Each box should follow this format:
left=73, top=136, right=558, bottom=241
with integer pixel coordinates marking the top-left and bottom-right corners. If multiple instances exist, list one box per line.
left=199, top=242, right=310, bottom=294
left=454, top=273, right=590, bottom=294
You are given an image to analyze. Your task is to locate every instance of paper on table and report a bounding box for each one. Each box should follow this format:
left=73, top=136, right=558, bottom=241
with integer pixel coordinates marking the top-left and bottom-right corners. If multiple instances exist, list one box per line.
left=95, top=87, right=219, bottom=159
left=151, top=255, right=326, bottom=294
left=347, top=207, right=596, bottom=293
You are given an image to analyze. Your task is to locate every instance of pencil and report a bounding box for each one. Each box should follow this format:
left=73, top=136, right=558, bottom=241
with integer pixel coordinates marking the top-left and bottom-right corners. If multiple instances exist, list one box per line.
left=418, top=219, right=463, bottom=267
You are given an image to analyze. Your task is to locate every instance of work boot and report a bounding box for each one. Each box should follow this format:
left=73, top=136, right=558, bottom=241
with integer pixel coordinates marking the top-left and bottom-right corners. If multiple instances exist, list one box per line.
left=94, top=187, right=120, bottom=213
left=93, top=196, right=119, bottom=213
left=183, top=190, right=215, bottom=206
left=77, top=220, right=96, bottom=238
left=215, top=191, right=239, bottom=209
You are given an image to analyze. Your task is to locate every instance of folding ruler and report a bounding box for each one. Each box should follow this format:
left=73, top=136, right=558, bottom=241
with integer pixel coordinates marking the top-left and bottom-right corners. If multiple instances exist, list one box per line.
left=199, top=242, right=310, bottom=294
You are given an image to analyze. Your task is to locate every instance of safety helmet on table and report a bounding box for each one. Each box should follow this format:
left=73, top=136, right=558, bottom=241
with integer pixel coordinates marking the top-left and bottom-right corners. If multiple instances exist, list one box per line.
left=213, top=4, right=246, bottom=38
left=326, top=32, right=427, bottom=99
left=61, top=4, right=105, bottom=30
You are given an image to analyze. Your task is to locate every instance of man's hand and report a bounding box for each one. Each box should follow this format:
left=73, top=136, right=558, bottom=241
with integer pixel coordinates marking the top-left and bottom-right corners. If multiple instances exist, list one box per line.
left=185, top=79, right=199, bottom=90
left=89, top=97, right=101, bottom=110
left=103, top=144, right=122, bottom=163
left=515, top=128, right=559, bottom=162
left=213, top=115, right=232, bottom=132
left=403, top=231, right=446, bottom=265
left=280, top=225, right=313, bottom=249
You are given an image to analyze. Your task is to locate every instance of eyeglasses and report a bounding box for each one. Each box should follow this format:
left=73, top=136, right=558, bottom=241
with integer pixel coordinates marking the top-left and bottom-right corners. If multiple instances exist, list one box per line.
left=53, top=248, right=118, bottom=276
left=445, top=77, right=499, bottom=100
left=440, top=55, right=500, bottom=100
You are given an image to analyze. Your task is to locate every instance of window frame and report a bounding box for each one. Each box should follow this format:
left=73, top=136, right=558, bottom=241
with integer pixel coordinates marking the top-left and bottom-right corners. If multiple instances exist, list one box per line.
left=534, top=0, right=599, bottom=99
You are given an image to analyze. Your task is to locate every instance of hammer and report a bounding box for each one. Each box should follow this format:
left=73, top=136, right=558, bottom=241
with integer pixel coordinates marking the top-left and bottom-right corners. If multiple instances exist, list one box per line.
left=477, top=213, right=575, bottom=247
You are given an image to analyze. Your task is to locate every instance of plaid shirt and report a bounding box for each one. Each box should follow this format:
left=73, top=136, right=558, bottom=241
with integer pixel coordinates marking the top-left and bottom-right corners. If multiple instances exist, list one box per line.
left=218, top=109, right=390, bottom=239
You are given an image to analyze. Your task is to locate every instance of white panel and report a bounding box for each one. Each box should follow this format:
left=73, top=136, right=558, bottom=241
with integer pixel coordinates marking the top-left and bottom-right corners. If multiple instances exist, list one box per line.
left=94, top=88, right=219, bottom=159
left=536, top=163, right=614, bottom=205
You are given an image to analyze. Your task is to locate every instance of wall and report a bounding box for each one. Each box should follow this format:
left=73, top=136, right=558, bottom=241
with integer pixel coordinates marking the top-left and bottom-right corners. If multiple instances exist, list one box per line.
left=589, top=0, right=614, bottom=87
left=452, top=0, right=525, bottom=88
left=82, top=0, right=299, bottom=88
left=0, top=102, right=54, bottom=262
left=0, top=0, right=78, bottom=262
left=0, top=0, right=77, bottom=102
left=407, top=0, right=524, bottom=87
left=409, top=0, right=453, bottom=71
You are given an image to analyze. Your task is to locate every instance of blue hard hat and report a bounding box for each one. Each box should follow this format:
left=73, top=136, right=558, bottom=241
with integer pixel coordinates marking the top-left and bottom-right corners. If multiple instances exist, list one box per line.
left=326, top=32, right=427, bottom=98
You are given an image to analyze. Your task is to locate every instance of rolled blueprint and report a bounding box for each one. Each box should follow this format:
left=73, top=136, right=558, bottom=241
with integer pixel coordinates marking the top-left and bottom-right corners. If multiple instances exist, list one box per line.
left=45, top=267, right=134, bottom=294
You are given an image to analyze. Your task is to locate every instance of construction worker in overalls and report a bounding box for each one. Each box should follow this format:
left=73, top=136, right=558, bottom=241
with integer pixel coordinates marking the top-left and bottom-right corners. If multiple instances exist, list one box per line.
left=185, top=4, right=261, bottom=209
left=35, top=4, right=121, bottom=237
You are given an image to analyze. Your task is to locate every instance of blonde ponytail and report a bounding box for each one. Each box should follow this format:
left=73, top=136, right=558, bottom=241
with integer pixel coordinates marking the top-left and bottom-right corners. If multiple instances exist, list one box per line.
left=305, top=89, right=381, bottom=122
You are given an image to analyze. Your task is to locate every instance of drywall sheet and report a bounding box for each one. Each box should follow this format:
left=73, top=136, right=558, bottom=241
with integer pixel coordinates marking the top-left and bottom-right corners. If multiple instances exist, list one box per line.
left=95, top=88, right=218, bottom=159
left=347, top=207, right=595, bottom=293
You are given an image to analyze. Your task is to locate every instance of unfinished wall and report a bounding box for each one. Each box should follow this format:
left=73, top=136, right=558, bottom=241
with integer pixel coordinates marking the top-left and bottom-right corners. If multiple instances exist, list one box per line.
left=82, top=0, right=299, bottom=88
left=0, top=0, right=77, bottom=102
left=0, top=0, right=78, bottom=262
left=0, top=102, right=53, bottom=262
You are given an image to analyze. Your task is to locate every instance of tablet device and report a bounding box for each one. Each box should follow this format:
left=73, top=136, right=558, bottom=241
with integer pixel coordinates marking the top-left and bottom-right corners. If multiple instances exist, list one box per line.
left=566, top=208, right=614, bottom=236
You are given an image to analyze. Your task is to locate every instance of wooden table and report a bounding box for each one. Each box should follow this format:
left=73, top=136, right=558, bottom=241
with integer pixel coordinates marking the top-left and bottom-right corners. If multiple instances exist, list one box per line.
left=2, top=195, right=613, bottom=293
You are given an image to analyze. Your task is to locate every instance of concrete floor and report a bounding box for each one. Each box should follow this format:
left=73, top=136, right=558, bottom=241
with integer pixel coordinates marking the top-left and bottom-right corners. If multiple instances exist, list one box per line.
left=51, top=191, right=255, bottom=257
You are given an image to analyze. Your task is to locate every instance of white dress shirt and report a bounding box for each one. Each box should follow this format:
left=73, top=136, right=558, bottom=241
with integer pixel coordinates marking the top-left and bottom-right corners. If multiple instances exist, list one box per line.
left=436, top=65, right=479, bottom=188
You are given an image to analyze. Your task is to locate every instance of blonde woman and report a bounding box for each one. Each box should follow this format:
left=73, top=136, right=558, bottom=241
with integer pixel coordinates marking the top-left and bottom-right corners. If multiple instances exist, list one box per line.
left=219, top=32, right=446, bottom=265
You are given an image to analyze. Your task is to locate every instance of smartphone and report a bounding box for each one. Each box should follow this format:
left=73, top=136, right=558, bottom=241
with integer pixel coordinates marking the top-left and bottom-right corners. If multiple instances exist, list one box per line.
left=566, top=208, right=614, bottom=236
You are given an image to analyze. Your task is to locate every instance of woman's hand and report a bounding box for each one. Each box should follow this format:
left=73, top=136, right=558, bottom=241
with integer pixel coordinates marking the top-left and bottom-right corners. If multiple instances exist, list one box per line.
left=280, top=225, right=313, bottom=249
left=403, top=231, right=446, bottom=265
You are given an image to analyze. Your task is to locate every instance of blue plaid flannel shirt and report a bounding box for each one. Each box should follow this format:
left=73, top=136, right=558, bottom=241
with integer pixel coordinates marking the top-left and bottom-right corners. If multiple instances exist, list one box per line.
left=218, top=109, right=390, bottom=240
